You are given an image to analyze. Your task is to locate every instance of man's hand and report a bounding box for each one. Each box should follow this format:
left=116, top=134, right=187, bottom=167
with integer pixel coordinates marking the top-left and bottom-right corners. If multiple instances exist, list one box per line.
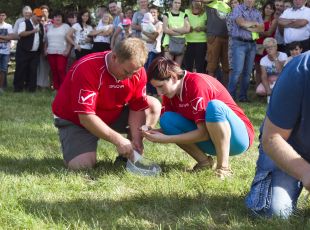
left=116, top=137, right=134, bottom=159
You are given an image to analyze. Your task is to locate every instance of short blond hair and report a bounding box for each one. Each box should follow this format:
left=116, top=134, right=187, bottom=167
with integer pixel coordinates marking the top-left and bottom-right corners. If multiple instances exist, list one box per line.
left=263, top=37, right=277, bottom=48
left=113, top=38, right=148, bottom=67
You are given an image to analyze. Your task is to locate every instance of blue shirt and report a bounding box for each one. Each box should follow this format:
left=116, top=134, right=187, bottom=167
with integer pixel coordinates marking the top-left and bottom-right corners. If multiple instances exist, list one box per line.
left=230, top=4, right=263, bottom=40
left=267, top=51, right=310, bottom=163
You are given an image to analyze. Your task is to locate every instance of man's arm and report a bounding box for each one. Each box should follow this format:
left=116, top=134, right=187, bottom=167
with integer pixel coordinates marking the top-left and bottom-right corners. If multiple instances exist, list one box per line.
left=0, top=33, right=18, bottom=41
left=128, top=110, right=146, bottom=154
left=79, top=114, right=133, bottom=158
left=262, top=117, right=310, bottom=190
left=278, top=18, right=309, bottom=28
left=19, top=27, right=40, bottom=37
left=236, top=17, right=264, bottom=32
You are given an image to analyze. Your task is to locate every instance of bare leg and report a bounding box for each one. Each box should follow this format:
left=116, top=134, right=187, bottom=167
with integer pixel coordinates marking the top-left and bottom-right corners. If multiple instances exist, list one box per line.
left=178, top=143, right=213, bottom=170
left=206, top=121, right=231, bottom=169
left=174, top=54, right=184, bottom=67
left=67, top=152, right=96, bottom=170
left=164, top=51, right=173, bottom=61
left=145, top=96, right=161, bottom=128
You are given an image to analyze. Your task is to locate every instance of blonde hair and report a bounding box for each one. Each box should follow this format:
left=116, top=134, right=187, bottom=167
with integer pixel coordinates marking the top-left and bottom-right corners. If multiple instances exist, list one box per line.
left=103, top=12, right=113, bottom=24
left=263, top=37, right=277, bottom=48
left=113, top=38, right=148, bottom=66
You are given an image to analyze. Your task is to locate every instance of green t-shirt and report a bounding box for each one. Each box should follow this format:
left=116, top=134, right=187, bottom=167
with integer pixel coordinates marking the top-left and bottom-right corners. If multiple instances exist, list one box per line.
left=185, top=9, right=207, bottom=43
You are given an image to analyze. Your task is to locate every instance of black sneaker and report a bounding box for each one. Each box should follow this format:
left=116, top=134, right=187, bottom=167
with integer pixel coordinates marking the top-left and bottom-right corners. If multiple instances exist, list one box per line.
left=114, top=155, right=128, bottom=167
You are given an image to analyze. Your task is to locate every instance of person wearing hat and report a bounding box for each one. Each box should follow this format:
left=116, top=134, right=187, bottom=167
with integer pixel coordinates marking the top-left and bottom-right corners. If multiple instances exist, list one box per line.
left=110, top=18, right=133, bottom=48
left=13, top=8, right=44, bottom=92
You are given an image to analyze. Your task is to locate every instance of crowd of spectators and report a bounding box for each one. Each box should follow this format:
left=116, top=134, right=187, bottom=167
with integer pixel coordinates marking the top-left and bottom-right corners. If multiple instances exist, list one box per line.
left=0, top=0, right=309, bottom=97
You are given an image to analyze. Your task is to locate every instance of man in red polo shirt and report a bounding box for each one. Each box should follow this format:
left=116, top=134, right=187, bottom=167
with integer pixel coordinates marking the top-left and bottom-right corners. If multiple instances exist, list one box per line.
left=52, top=38, right=161, bottom=170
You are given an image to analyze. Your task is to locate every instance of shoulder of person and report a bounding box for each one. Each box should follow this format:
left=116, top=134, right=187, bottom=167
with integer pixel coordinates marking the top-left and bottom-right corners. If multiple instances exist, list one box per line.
left=72, top=23, right=81, bottom=29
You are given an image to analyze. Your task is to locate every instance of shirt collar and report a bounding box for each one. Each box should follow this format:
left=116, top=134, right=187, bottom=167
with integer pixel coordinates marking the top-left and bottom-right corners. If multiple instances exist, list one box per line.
left=292, top=5, right=305, bottom=11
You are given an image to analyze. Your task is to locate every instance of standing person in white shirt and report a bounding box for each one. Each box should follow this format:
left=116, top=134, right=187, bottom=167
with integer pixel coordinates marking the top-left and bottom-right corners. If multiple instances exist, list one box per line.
left=278, top=0, right=310, bottom=53
left=0, top=10, right=13, bottom=94
left=13, top=6, right=32, bottom=35
left=66, top=10, right=93, bottom=60
left=89, top=12, right=114, bottom=52
left=13, top=8, right=44, bottom=93
left=45, top=10, right=71, bottom=90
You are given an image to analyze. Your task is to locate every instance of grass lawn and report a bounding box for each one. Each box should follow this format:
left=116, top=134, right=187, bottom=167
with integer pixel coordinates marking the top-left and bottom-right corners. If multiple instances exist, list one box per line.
left=0, top=77, right=309, bottom=229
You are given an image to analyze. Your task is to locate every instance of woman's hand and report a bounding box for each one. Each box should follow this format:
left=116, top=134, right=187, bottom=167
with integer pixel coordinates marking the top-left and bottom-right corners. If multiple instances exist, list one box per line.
left=142, top=130, right=170, bottom=143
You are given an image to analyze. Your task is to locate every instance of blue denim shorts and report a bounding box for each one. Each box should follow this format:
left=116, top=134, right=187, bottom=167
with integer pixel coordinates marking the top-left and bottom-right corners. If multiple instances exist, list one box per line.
left=0, top=54, right=10, bottom=72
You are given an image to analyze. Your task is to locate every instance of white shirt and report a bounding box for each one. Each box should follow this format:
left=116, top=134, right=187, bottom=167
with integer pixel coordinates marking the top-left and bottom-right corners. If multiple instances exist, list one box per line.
left=260, top=52, right=288, bottom=77
left=72, top=23, right=93, bottom=50
left=13, top=17, right=25, bottom=34
left=0, top=22, right=13, bottom=55
left=18, top=19, right=40, bottom=51
left=46, top=23, right=70, bottom=54
left=93, top=20, right=113, bottom=43
left=280, top=6, right=310, bottom=44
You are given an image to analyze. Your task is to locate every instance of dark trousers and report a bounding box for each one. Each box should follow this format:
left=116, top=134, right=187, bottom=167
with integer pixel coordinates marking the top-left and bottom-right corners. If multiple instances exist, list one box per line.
left=75, top=49, right=92, bottom=60
left=13, top=47, right=40, bottom=92
left=92, top=42, right=110, bottom=53
left=183, top=42, right=207, bottom=73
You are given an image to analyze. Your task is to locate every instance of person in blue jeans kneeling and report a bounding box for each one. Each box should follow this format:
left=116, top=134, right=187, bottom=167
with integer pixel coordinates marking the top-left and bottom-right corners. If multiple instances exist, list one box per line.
left=246, top=51, right=310, bottom=218
left=142, top=57, right=255, bottom=179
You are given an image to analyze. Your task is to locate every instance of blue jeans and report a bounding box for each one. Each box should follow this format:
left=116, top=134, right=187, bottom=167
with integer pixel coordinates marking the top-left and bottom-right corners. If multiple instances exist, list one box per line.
left=160, top=100, right=249, bottom=155
left=0, top=53, right=10, bottom=72
left=228, top=39, right=256, bottom=100
left=245, top=139, right=303, bottom=218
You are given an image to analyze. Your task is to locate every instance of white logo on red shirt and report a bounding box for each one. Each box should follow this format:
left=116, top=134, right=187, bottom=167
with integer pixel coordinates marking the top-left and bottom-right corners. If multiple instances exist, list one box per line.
left=190, top=97, right=204, bottom=114
left=109, top=84, right=124, bottom=89
left=78, top=89, right=96, bottom=105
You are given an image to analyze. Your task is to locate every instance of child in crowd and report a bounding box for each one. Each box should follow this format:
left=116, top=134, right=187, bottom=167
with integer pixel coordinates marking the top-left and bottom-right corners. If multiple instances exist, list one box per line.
left=111, top=18, right=133, bottom=47
left=141, top=12, right=156, bottom=42
left=284, top=41, right=303, bottom=66
left=90, top=12, right=114, bottom=52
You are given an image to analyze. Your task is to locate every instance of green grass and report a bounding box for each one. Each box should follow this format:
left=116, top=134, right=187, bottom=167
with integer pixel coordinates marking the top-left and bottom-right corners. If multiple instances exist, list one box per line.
left=0, top=80, right=310, bottom=229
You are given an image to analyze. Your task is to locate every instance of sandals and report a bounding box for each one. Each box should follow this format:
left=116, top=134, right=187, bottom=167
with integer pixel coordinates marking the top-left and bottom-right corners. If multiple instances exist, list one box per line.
left=191, top=156, right=214, bottom=172
left=215, top=167, right=233, bottom=180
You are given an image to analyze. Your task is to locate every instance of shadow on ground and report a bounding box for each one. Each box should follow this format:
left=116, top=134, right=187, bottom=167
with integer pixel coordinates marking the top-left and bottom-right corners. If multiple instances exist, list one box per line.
left=20, top=193, right=310, bottom=229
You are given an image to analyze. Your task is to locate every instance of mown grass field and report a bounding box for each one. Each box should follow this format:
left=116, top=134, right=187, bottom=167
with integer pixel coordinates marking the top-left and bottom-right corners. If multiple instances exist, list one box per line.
left=0, top=79, right=309, bottom=229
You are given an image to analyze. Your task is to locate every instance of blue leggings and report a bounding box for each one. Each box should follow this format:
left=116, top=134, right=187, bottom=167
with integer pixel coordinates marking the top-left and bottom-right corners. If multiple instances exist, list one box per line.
left=160, top=100, right=249, bottom=156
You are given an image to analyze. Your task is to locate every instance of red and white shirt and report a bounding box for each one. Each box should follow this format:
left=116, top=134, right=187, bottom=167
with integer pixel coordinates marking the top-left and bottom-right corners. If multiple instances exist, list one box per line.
left=162, top=72, right=255, bottom=146
left=52, top=51, right=149, bottom=126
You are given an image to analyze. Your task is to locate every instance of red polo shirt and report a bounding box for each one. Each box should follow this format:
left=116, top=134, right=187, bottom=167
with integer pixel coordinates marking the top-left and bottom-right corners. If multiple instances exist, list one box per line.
left=162, top=72, right=255, bottom=146
left=52, top=51, right=149, bottom=126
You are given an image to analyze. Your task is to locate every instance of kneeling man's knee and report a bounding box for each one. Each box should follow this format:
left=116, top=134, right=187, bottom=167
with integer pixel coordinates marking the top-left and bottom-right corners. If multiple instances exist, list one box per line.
left=67, top=152, right=96, bottom=170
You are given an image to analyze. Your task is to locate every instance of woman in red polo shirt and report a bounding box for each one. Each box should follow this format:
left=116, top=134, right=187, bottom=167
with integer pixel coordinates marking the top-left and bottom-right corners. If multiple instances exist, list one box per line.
left=143, top=57, right=254, bottom=179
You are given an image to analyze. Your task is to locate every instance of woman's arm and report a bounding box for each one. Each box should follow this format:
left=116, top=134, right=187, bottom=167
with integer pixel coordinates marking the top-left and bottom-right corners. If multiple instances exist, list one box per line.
left=163, top=15, right=181, bottom=36
left=143, top=122, right=209, bottom=144
left=66, top=28, right=78, bottom=48
left=171, top=17, right=190, bottom=34
left=260, top=19, right=277, bottom=37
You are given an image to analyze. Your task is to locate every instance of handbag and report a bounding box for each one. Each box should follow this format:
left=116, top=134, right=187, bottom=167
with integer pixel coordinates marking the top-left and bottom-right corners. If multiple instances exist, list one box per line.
left=169, top=36, right=186, bottom=56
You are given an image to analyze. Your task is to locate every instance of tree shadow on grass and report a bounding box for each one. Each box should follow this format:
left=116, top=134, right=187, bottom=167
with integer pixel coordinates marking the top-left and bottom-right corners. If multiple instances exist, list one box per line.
left=0, top=155, right=187, bottom=178
left=20, top=193, right=310, bottom=229
left=0, top=155, right=123, bottom=176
